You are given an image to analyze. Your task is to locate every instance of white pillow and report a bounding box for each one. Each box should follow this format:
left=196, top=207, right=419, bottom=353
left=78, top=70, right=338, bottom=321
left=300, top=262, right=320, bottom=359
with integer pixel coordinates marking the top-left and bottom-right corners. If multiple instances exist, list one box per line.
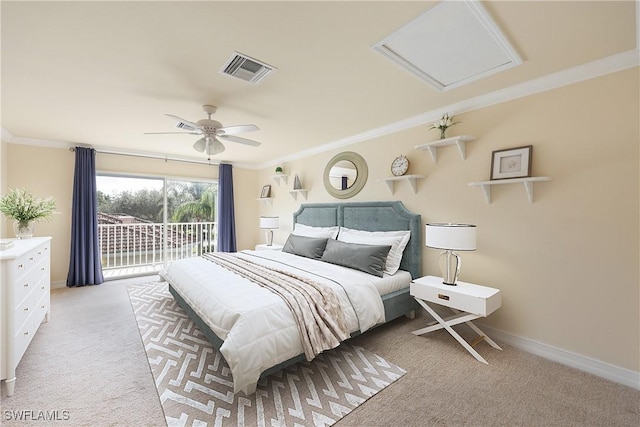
left=292, top=223, right=340, bottom=239
left=337, top=227, right=411, bottom=275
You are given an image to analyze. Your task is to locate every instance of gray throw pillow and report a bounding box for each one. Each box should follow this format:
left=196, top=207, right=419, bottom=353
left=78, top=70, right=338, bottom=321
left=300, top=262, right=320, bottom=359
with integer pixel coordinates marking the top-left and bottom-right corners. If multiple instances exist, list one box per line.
left=282, top=234, right=329, bottom=259
left=320, top=239, right=391, bottom=277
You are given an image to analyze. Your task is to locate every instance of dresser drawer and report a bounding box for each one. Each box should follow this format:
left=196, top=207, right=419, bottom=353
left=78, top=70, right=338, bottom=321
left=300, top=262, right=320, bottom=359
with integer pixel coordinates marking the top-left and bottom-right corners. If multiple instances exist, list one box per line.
left=411, top=277, right=501, bottom=317
left=13, top=291, right=36, bottom=333
left=14, top=317, right=36, bottom=365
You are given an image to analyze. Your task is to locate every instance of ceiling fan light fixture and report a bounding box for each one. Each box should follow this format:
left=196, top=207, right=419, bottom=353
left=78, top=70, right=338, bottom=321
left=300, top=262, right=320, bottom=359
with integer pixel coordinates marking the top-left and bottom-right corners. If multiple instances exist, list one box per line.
left=206, top=138, right=225, bottom=155
left=193, top=137, right=207, bottom=152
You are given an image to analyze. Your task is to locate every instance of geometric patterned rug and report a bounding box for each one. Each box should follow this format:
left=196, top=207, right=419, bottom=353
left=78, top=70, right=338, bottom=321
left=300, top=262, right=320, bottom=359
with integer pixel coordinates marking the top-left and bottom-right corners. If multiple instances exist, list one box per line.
left=127, top=282, right=406, bottom=427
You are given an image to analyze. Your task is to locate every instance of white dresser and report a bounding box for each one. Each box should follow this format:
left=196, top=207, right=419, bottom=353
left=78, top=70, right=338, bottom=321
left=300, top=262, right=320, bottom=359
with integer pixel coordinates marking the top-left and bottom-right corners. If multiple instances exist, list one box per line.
left=0, top=237, right=51, bottom=397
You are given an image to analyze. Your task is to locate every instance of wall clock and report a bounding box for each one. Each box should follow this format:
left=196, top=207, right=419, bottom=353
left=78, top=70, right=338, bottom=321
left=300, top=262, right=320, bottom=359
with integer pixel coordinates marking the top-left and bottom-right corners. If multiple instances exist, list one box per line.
left=391, top=155, right=409, bottom=176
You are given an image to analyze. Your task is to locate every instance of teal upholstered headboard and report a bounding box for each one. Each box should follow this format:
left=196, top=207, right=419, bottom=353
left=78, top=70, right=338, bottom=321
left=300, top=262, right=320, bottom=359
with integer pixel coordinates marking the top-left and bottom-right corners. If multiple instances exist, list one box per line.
left=292, top=201, right=422, bottom=279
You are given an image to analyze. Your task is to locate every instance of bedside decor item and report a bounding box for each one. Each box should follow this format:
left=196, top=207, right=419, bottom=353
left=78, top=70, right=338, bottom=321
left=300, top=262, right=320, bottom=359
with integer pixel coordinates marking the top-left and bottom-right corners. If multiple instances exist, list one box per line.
left=293, top=174, right=302, bottom=190
left=259, top=216, right=279, bottom=246
left=275, top=166, right=283, bottom=174
left=260, top=184, right=271, bottom=198
left=429, top=113, right=459, bottom=139
left=490, top=145, right=532, bottom=180
left=425, top=223, right=476, bottom=286
left=0, top=188, right=56, bottom=239
left=391, top=155, right=409, bottom=176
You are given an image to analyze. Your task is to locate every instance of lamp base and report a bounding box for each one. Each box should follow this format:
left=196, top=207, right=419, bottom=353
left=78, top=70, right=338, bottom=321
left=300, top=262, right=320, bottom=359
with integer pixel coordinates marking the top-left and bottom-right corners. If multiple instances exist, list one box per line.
left=439, top=250, right=461, bottom=286
left=264, top=230, right=274, bottom=246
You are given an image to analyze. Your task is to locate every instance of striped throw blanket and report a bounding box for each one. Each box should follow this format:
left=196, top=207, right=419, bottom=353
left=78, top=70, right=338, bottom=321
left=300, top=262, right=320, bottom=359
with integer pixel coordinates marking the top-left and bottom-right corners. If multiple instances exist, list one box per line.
left=202, top=253, right=350, bottom=360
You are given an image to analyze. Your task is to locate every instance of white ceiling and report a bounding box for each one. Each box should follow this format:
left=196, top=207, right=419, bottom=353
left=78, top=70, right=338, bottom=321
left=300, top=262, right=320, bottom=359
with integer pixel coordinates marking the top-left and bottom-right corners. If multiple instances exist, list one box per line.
left=2, top=1, right=638, bottom=168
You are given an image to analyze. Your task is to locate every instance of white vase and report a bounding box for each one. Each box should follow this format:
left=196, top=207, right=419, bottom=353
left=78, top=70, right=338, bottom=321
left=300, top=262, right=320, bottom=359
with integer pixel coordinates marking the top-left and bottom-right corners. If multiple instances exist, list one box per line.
left=13, top=221, right=34, bottom=239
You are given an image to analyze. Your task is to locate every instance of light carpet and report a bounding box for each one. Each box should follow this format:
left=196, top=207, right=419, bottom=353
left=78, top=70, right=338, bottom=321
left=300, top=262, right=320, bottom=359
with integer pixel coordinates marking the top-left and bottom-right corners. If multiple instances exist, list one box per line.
left=127, top=282, right=406, bottom=427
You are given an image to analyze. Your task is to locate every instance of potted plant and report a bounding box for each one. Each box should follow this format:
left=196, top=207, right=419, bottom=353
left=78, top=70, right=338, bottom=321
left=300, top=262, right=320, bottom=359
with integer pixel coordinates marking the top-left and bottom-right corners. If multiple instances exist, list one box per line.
left=0, top=188, right=56, bottom=239
left=275, top=166, right=283, bottom=174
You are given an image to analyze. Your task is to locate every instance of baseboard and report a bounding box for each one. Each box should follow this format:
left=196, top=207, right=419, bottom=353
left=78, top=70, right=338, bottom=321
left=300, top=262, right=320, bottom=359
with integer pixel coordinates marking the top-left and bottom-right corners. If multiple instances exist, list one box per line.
left=51, top=280, right=66, bottom=289
left=481, top=325, right=640, bottom=390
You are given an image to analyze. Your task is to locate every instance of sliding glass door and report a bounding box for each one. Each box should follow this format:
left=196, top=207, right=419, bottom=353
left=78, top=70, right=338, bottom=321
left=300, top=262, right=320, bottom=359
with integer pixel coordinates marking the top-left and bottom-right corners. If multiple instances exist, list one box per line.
left=96, top=174, right=217, bottom=278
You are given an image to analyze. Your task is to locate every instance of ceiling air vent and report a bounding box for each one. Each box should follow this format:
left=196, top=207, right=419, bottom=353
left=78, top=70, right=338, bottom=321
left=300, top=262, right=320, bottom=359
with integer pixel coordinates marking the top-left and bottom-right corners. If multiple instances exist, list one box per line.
left=220, top=52, right=276, bottom=84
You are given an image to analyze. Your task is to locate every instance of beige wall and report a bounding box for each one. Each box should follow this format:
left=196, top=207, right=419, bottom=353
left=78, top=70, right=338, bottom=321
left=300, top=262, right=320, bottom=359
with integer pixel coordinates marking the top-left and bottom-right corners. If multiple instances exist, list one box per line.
left=258, top=68, right=640, bottom=372
left=4, top=147, right=258, bottom=284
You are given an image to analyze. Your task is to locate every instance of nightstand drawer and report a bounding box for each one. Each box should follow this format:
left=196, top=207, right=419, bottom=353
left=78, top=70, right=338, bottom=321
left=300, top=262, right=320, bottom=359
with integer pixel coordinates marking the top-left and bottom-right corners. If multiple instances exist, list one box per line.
left=411, top=276, right=501, bottom=317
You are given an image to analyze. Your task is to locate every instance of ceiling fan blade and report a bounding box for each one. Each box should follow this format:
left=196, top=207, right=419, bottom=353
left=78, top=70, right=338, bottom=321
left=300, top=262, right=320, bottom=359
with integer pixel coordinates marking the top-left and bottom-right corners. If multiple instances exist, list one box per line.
left=218, top=134, right=261, bottom=147
left=216, top=124, right=259, bottom=135
left=144, top=131, right=201, bottom=135
left=165, top=114, right=203, bottom=131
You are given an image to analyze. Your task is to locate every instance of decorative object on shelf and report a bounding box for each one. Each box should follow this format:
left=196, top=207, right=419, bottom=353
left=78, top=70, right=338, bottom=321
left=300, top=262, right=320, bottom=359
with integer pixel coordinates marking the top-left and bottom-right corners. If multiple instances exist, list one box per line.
left=259, top=216, right=279, bottom=246
left=260, top=184, right=271, bottom=198
left=293, top=174, right=302, bottom=190
left=275, top=166, right=283, bottom=174
left=429, top=112, right=459, bottom=139
left=0, top=188, right=56, bottom=239
left=490, top=145, right=532, bottom=180
left=391, top=155, right=409, bottom=176
left=425, top=223, right=476, bottom=286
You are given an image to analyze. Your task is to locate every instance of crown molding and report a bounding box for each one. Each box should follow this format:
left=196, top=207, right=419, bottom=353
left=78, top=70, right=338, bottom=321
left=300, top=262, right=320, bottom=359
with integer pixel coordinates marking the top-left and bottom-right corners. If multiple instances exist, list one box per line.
left=1, top=128, right=14, bottom=143
left=2, top=134, right=259, bottom=169
left=260, top=48, right=639, bottom=169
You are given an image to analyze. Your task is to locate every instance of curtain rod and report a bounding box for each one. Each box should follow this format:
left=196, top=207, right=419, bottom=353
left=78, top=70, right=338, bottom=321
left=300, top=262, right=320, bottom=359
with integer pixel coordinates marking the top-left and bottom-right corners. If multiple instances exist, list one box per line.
left=69, top=147, right=220, bottom=166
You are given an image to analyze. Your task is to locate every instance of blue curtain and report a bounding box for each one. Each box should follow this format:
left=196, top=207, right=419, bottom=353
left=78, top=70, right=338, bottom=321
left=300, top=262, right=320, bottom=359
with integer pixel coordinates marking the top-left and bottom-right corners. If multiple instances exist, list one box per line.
left=67, top=147, right=104, bottom=286
left=217, top=163, right=237, bottom=252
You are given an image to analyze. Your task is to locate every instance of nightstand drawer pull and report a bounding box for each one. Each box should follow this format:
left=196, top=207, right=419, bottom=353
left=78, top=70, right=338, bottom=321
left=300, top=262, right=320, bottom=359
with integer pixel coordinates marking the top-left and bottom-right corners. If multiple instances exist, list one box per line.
left=438, top=293, right=450, bottom=301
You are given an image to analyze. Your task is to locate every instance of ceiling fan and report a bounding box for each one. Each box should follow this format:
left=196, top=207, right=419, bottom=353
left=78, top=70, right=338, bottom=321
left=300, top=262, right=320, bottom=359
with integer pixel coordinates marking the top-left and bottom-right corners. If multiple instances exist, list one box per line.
left=145, top=105, right=261, bottom=156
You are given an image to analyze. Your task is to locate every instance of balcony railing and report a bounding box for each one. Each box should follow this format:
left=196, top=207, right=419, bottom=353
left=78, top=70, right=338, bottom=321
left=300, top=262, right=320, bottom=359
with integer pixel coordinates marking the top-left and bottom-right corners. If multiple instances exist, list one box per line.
left=98, top=221, right=217, bottom=273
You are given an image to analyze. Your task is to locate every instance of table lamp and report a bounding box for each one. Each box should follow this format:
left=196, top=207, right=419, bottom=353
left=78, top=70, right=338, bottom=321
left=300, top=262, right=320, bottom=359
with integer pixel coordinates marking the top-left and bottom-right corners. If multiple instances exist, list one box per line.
left=259, top=216, right=279, bottom=246
left=425, top=223, right=476, bottom=286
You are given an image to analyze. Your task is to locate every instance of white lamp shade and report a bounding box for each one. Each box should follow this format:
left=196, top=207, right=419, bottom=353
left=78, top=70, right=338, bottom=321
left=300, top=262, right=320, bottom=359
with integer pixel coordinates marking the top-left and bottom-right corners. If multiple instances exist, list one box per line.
left=425, top=223, right=476, bottom=251
left=259, top=216, right=279, bottom=229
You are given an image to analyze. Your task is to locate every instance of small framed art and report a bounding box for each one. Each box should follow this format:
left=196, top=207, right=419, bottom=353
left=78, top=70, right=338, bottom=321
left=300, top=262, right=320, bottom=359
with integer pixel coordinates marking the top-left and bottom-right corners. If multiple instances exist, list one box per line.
left=490, top=145, right=532, bottom=180
left=260, top=184, right=271, bottom=198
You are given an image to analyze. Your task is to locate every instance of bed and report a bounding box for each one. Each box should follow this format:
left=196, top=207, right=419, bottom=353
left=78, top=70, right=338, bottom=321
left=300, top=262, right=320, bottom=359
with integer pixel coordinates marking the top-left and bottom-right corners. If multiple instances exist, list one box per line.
left=162, top=201, right=421, bottom=395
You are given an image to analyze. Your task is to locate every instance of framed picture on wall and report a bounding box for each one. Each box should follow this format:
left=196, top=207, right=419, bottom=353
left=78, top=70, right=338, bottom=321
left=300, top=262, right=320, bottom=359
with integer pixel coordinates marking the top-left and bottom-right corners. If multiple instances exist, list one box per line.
left=260, top=184, right=271, bottom=198
left=490, top=145, right=533, bottom=180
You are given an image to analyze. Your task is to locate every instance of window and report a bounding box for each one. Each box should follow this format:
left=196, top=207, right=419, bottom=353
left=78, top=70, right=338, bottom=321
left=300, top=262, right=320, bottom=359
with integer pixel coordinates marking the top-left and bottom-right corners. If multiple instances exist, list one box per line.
left=97, top=174, right=217, bottom=278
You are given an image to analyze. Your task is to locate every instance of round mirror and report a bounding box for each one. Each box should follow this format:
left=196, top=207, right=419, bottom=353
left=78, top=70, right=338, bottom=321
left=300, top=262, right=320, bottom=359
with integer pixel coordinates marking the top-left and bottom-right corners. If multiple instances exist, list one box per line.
left=323, top=152, right=368, bottom=199
left=328, top=160, right=357, bottom=190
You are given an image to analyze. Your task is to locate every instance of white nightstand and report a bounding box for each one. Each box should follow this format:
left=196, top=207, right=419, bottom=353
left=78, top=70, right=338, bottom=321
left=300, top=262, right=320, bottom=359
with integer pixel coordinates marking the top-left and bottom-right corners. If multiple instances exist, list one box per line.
left=410, top=275, right=502, bottom=364
left=255, top=244, right=283, bottom=251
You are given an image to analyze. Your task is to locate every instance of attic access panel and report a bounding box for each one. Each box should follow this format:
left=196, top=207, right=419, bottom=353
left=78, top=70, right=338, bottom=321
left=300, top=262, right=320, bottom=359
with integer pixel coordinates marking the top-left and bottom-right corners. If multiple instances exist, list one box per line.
left=373, top=0, right=522, bottom=92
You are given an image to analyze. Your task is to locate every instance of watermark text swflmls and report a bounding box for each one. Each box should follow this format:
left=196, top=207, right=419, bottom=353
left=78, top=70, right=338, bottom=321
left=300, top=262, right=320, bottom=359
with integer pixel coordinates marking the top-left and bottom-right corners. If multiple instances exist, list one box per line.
left=4, top=410, right=70, bottom=421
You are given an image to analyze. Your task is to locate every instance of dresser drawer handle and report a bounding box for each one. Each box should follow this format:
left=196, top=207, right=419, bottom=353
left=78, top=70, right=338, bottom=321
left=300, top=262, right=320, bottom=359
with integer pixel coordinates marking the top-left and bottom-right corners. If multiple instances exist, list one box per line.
left=38, top=251, right=42, bottom=255
left=24, top=307, right=29, bottom=312
left=41, top=267, right=45, bottom=271
left=438, top=293, right=450, bottom=301
left=24, top=331, right=29, bottom=336
left=24, top=283, right=29, bottom=288
left=29, top=257, right=34, bottom=261
left=18, top=264, right=24, bottom=268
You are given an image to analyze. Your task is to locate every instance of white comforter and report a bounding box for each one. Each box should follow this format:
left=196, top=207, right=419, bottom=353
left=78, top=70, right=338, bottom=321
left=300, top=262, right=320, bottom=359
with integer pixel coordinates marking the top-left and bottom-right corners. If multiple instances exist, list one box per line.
left=161, top=250, right=386, bottom=395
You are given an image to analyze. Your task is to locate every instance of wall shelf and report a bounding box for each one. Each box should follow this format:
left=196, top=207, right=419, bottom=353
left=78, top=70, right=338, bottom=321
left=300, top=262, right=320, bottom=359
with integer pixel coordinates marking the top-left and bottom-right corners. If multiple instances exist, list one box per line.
left=257, top=197, right=274, bottom=206
left=289, top=189, right=308, bottom=201
left=271, top=174, right=289, bottom=185
left=468, top=177, right=551, bottom=204
left=415, top=135, right=476, bottom=162
left=379, top=175, right=425, bottom=194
